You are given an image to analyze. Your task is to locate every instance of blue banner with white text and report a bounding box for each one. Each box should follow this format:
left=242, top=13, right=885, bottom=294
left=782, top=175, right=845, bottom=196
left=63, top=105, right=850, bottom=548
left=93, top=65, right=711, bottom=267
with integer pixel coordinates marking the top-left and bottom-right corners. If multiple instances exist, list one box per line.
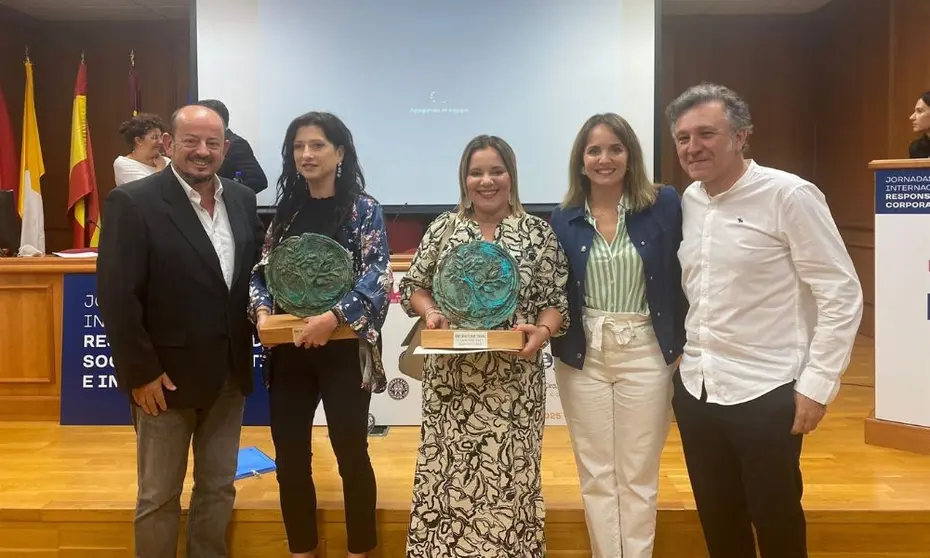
left=875, top=169, right=930, bottom=214
left=60, top=273, right=270, bottom=425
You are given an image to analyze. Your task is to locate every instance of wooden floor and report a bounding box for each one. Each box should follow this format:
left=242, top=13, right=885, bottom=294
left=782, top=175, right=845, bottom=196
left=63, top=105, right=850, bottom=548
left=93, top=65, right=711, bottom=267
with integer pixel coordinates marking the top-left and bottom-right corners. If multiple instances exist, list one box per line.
left=2, top=337, right=930, bottom=557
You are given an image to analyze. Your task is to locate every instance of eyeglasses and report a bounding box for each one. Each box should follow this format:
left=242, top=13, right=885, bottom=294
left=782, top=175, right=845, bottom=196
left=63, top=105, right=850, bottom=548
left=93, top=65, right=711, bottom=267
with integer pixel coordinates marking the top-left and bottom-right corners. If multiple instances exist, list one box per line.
left=176, top=137, right=223, bottom=151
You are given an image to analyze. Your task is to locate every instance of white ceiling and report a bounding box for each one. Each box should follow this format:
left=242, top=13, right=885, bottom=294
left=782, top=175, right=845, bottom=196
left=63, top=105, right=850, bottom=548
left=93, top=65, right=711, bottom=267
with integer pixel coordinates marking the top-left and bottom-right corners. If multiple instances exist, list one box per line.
left=0, top=0, right=836, bottom=20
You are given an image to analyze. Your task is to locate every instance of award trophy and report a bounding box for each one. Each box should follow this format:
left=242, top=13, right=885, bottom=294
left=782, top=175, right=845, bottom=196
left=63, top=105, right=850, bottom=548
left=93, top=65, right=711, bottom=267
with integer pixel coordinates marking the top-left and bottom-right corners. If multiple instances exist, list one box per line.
left=420, top=240, right=524, bottom=351
left=257, top=233, right=357, bottom=346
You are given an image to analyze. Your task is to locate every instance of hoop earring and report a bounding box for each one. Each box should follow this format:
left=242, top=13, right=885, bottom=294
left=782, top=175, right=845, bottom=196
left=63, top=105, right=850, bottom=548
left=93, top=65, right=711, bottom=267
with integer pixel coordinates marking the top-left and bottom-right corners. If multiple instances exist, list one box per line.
left=336, top=162, right=343, bottom=179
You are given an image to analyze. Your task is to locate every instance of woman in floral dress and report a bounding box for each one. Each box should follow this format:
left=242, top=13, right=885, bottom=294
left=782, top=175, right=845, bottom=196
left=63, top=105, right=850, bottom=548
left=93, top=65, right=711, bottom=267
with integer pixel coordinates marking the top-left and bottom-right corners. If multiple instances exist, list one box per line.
left=399, top=135, right=570, bottom=557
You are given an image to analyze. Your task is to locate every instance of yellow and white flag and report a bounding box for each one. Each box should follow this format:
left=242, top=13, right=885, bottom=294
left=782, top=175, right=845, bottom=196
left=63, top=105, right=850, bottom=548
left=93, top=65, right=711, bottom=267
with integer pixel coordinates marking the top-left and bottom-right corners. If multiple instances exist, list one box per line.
left=17, top=57, right=45, bottom=255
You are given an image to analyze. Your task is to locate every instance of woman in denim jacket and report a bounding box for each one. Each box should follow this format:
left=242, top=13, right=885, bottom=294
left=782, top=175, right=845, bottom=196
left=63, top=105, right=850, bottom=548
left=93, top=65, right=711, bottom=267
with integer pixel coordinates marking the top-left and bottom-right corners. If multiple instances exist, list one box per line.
left=549, top=113, right=687, bottom=558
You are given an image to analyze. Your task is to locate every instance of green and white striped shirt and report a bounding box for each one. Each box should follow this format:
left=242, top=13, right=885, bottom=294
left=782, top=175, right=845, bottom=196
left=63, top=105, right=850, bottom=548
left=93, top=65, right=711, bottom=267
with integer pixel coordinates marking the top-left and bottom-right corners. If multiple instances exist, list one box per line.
left=583, top=199, right=649, bottom=314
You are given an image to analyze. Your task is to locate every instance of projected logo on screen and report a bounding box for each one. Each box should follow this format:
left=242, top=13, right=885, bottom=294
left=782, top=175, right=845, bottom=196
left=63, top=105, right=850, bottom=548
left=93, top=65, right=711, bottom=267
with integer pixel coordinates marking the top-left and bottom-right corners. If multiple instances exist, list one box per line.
left=409, top=90, right=469, bottom=115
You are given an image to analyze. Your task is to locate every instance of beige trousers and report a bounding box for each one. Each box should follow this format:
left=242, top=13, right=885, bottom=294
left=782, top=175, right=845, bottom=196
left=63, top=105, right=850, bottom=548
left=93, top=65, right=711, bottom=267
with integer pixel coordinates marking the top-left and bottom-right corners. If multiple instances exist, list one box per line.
left=555, top=308, right=674, bottom=558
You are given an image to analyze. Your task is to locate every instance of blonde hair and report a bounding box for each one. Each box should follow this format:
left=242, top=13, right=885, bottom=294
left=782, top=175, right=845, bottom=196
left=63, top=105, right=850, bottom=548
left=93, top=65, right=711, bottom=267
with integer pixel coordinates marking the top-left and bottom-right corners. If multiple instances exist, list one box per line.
left=562, top=113, right=657, bottom=212
left=456, top=135, right=525, bottom=217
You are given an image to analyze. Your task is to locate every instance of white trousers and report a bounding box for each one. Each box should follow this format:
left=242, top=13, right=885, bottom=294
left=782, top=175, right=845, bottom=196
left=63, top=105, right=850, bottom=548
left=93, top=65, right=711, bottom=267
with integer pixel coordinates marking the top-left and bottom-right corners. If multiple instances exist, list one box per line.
left=554, top=308, right=674, bottom=558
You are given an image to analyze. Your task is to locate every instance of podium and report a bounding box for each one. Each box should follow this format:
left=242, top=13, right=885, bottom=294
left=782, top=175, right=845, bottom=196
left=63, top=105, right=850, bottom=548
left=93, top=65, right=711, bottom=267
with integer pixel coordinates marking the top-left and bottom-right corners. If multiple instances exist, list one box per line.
left=864, top=158, right=930, bottom=455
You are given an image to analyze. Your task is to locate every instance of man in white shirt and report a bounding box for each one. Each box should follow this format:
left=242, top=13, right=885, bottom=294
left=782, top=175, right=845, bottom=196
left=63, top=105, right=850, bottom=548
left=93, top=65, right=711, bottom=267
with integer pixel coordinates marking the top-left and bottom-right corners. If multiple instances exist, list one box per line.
left=665, top=83, right=863, bottom=557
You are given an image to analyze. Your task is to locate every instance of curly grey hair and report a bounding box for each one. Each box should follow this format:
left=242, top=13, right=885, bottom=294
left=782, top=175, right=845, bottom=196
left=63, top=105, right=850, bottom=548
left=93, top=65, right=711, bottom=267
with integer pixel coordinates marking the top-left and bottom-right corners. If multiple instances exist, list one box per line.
left=665, top=83, right=754, bottom=142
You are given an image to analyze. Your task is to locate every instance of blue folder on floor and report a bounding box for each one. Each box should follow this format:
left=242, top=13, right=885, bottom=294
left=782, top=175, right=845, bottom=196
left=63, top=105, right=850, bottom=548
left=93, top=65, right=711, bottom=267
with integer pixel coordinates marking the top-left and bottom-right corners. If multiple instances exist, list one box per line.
left=235, top=446, right=276, bottom=480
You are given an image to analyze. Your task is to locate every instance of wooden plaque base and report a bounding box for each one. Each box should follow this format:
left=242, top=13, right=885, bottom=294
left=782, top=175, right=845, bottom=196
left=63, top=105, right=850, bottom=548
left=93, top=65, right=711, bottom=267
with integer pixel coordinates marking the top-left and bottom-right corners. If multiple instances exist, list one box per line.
left=420, top=329, right=525, bottom=350
left=257, top=314, right=356, bottom=346
left=864, top=411, right=930, bottom=455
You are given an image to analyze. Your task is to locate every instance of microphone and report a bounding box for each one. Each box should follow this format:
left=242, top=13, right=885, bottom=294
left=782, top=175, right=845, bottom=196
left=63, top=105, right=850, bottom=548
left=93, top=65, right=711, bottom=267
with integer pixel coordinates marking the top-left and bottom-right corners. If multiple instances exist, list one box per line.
left=391, top=203, right=407, bottom=225
left=388, top=203, right=408, bottom=255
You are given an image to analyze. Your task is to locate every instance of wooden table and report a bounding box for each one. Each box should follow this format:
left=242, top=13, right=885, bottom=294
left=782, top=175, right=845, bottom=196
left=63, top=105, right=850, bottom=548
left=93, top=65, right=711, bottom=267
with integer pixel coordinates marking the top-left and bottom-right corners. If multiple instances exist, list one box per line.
left=0, top=255, right=413, bottom=422
left=0, top=258, right=97, bottom=421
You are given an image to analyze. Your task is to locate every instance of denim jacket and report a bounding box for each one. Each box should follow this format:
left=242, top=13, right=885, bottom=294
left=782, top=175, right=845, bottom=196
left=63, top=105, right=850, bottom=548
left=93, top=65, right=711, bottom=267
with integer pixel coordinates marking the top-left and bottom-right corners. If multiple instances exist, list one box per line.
left=549, top=185, right=687, bottom=370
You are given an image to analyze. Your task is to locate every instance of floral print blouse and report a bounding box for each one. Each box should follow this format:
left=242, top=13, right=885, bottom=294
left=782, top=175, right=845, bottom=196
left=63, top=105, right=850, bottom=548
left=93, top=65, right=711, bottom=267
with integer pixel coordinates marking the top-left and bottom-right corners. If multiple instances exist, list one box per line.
left=399, top=211, right=570, bottom=345
left=249, top=194, right=393, bottom=393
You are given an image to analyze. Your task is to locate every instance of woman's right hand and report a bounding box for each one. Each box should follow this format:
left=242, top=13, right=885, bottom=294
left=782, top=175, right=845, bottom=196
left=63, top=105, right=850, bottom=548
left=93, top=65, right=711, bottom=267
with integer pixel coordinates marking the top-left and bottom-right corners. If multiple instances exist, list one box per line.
left=425, top=309, right=449, bottom=329
left=256, top=308, right=271, bottom=331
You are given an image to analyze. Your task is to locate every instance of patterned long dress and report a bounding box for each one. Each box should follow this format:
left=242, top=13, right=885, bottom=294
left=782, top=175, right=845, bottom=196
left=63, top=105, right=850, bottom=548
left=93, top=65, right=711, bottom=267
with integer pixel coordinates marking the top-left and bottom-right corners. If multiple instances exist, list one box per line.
left=398, top=211, right=570, bottom=558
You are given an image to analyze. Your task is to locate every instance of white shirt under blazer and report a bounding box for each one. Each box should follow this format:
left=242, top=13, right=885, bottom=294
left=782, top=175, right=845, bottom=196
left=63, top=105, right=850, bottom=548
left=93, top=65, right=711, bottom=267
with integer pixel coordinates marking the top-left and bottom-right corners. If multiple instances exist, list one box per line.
left=677, top=159, right=863, bottom=406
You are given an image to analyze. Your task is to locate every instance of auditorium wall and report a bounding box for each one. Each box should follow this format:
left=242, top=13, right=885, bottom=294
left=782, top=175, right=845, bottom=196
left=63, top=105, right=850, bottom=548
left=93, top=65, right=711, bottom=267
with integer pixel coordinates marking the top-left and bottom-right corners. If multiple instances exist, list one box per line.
left=658, top=14, right=818, bottom=189
left=811, top=0, right=930, bottom=337
left=0, top=6, right=189, bottom=251
left=660, top=0, right=930, bottom=338
left=0, top=6, right=34, bottom=165
left=3, top=0, right=930, bottom=336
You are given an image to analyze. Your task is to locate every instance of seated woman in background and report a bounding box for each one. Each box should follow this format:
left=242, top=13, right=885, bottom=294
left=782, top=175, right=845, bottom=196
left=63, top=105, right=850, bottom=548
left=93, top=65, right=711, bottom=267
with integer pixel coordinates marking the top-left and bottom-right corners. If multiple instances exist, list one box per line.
left=113, top=113, right=169, bottom=186
left=909, top=91, right=930, bottom=158
left=399, top=135, right=570, bottom=558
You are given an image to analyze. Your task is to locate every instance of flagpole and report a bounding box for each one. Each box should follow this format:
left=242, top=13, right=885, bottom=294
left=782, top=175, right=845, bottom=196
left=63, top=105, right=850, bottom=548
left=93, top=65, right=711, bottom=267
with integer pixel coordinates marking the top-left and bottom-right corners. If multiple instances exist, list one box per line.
left=129, top=50, right=140, bottom=116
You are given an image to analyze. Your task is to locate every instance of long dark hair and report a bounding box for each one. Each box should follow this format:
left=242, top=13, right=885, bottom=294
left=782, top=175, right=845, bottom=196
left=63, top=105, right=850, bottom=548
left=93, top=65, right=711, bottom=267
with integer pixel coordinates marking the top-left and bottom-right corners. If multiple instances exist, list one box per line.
left=910, top=91, right=930, bottom=158
left=269, top=112, right=370, bottom=247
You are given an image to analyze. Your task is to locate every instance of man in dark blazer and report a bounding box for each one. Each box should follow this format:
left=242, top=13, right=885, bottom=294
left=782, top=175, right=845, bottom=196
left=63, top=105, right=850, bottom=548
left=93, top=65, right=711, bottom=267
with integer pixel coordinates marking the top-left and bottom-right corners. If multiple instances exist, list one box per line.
left=96, top=104, right=264, bottom=558
left=196, top=99, right=268, bottom=195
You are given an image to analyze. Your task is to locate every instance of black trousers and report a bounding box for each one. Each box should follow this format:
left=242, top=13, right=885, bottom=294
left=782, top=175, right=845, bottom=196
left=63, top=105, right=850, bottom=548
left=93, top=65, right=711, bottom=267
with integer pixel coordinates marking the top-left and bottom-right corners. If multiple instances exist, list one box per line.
left=672, top=371, right=806, bottom=558
left=268, top=339, right=377, bottom=554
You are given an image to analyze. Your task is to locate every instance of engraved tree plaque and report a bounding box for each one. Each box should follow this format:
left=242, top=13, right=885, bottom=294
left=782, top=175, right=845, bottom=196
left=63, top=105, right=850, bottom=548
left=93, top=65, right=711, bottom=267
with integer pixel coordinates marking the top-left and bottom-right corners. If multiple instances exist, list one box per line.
left=423, top=240, right=524, bottom=350
left=258, top=233, right=357, bottom=346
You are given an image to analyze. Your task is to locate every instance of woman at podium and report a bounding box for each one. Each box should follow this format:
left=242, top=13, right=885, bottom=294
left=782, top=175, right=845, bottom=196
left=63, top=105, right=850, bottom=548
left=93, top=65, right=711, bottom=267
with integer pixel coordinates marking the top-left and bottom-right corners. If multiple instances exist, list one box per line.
left=399, top=135, right=570, bottom=558
left=112, top=113, right=170, bottom=186
left=248, top=112, right=392, bottom=558
left=909, top=91, right=930, bottom=158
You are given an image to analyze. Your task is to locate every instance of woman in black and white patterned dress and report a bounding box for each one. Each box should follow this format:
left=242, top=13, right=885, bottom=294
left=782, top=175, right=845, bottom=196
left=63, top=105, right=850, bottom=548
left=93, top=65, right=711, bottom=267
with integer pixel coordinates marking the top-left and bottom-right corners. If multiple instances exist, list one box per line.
left=399, top=135, right=570, bottom=558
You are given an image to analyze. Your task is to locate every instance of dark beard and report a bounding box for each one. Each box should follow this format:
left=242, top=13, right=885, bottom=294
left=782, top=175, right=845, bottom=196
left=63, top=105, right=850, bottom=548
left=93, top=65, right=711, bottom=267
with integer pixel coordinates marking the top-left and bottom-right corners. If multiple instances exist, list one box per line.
left=177, top=169, right=214, bottom=187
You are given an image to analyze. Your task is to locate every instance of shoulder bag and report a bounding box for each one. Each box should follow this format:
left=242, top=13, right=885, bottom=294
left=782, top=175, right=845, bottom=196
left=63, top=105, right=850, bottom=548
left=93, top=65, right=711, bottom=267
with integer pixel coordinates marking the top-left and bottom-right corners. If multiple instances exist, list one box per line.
left=397, top=214, right=457, bottom=381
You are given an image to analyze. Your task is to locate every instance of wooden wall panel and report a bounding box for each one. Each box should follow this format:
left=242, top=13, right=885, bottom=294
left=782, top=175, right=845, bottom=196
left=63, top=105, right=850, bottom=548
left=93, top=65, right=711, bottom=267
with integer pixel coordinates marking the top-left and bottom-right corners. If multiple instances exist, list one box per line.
left=841, top=225, right=876, bottom=329
left=812, top=0, right=891, bottom=231
left=889, top=0, right=930, bottom=158
left=0, top=14, right=189, bottom=253
left=658, top=15, right=817, bottom=189
left=0, top=269, right=63, bottom=421
left=0, top=283, right=55, bottom=383
left=810, top=0, right=930, bottom=337
left=0, top=6, right=36, bottom=163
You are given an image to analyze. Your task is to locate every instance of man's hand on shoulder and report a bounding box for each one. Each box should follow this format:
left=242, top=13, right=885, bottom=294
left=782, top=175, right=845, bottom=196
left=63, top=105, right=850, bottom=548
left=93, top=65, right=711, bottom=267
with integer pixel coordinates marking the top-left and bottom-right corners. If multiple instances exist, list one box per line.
left=132, top=373, right=177, bottom=416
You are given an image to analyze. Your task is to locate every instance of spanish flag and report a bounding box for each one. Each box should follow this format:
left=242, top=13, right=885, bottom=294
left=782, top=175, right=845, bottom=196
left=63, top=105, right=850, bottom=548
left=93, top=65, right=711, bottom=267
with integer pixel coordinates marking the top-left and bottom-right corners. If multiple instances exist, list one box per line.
left=67, top=58, right=100, bottom=249
left=17, top=57, right=45, bottom=254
